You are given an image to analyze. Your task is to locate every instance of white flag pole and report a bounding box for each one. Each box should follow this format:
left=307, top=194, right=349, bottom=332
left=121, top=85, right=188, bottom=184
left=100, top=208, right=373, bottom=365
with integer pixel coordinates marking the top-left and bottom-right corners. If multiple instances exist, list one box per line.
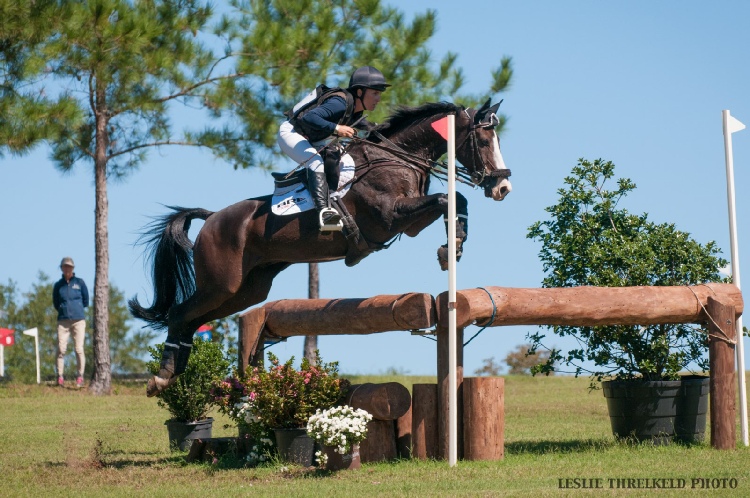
left=23, top=328, right=40, bottom=384
left=34, top=334, right=40, bottom=384
left=447, top=114, right=458, bottom=466
left=0, top=344, right=4, bottom=377
left=722, top=109, right=748, bottom=446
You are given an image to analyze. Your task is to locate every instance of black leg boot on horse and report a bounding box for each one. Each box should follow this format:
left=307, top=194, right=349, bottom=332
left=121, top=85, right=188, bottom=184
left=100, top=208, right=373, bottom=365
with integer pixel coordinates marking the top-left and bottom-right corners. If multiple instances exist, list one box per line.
left=147, top=338, right=180, bottom=396
left=147, top=339, right=194, bottom=397
left=308, top=169, right=343, bottom=232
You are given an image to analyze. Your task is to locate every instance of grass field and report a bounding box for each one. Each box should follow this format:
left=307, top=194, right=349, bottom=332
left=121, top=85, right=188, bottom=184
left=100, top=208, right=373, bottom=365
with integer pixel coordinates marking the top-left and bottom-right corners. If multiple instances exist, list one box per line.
left=1, top=374, right=749, bottom=497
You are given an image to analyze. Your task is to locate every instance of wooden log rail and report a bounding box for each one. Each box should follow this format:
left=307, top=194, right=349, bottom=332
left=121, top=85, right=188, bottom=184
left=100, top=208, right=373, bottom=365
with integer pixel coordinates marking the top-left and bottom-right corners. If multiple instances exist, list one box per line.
left=237, top=283, right=744, bottom=453
left=436, top=283, right=743, bottom=330
left=238, top=293, right=435, bottom=371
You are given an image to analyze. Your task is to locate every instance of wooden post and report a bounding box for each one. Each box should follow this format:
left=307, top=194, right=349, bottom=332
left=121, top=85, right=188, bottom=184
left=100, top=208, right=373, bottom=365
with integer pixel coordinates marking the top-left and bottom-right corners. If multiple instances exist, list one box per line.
left=706, top=296, right=737, bottom=450
left=463, top=377, right=504, bottom=460
left=238, top=307, right=266, bottom=373
left=359, top=419, right=397, bottom=462
left=412, top=383, right=439, bottom=459
left=396, top=405, right=412, bottom=459
left=437, top=326, right=463, bottom=460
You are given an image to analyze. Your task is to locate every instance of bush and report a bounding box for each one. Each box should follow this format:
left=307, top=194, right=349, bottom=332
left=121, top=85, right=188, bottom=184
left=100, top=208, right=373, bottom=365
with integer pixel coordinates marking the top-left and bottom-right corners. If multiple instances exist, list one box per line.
left=211, top=351, right=349, bottom=429
left=527, top=159, right=727, bottom=383
left=147, top=339, right=230, bottom=422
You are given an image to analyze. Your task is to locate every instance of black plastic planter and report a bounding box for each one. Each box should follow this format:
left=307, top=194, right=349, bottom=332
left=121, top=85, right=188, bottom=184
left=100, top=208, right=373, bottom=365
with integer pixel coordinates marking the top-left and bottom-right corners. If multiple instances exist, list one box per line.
left=602, top=376, right=709, bottom=445
left=165, top=417, right=214, bottom=451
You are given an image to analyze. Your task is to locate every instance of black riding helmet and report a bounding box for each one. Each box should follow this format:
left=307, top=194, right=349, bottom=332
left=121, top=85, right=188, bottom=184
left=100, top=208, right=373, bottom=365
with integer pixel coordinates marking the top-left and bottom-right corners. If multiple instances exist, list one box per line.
left=348, top=66, right=391, bottom=92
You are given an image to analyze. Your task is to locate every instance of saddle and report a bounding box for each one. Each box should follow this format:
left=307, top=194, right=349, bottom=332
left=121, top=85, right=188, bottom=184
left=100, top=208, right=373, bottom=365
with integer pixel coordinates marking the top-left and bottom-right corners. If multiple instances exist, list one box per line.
left=271, top=169, right=306, bottom=189
left=270, top=168, right=382, bottom=267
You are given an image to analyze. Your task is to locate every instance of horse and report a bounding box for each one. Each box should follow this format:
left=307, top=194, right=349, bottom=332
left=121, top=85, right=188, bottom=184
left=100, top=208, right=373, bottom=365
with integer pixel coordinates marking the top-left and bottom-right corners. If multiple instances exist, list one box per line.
left=129, top=99, right=512, bottom=396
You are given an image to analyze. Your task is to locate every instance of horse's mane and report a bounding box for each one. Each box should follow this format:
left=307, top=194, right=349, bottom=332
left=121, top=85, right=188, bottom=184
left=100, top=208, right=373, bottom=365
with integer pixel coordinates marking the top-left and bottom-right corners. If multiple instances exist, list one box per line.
left=372, top=101, right=462, bottom=137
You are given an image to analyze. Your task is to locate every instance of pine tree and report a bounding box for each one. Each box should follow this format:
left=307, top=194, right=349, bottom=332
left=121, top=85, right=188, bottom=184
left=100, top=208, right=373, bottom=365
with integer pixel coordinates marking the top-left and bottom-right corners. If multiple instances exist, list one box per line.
left=2, top=0, right=513, bottom=391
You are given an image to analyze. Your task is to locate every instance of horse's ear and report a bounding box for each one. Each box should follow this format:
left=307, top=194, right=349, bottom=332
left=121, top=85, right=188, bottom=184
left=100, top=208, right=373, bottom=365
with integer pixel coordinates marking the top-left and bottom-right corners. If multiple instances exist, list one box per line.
left=473, top=98, right=492, bottom=124
left=474, top=98, right=502, bottom=128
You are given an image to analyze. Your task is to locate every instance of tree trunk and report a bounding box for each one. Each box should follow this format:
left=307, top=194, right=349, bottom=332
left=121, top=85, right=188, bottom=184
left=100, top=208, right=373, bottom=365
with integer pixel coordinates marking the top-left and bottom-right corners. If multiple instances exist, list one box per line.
left=303, top=263, right=318, bottom=364
left=89, top=82, right=111, bottom=395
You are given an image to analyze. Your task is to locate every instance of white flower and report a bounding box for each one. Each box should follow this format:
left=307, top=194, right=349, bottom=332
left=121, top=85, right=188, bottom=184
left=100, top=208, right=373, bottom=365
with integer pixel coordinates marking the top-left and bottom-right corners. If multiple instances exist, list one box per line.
left=307, top=405, right=372, bottom=455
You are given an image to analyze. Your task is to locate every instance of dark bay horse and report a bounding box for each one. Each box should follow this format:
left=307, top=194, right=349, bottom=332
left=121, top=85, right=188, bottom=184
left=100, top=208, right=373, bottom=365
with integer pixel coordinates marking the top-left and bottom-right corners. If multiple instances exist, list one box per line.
left=130, top=99, right=512, bottom=395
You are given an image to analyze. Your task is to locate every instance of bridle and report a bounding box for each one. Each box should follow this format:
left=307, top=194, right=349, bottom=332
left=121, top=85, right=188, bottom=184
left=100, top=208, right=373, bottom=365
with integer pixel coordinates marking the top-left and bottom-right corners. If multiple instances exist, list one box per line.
left=346, top=106, right=511, bottom=192
left=455, top=108, right=512, bottom=196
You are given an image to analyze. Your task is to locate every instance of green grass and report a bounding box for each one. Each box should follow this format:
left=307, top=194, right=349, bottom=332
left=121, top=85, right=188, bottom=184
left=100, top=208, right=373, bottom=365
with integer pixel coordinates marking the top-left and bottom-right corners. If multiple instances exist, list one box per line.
left=1, top=376, right=749, bottom=497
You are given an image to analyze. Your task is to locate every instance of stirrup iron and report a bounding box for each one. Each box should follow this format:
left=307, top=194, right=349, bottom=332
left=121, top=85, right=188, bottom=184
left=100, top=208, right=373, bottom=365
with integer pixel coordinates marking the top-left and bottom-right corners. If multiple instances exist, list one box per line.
left=319, top=207, right=343, bottom=232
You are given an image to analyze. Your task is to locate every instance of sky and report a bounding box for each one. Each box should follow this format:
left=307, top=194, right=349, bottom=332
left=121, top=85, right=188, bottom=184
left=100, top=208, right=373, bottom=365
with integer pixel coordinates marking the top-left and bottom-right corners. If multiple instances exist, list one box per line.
left=1, top=1, right=749, bottom=377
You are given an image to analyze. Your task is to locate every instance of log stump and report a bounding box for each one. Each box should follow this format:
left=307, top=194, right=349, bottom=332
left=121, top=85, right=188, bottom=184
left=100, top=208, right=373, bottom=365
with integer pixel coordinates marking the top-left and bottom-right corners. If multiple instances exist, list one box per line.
left=463, top=376, right=504, bottom=460
left=396, top=404, right=412, bottom=459
left=412, top=383, right=439, bottom=459
left=359, top=419, right=397, bottom=462
left=345, top=382, right=411, bottom=420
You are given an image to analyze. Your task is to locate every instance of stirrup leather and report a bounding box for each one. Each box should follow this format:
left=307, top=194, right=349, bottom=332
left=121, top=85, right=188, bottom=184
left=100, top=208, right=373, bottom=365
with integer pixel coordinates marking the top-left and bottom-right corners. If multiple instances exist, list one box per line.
left=319, top=207, right=343, bottom=232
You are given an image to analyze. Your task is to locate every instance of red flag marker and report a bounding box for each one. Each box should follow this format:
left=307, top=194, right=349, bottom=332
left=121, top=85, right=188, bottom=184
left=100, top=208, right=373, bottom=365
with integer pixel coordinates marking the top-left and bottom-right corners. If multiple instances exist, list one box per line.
left=431, top=117, right=450, bottom=140
left=0, top=328, right=14, bottom=346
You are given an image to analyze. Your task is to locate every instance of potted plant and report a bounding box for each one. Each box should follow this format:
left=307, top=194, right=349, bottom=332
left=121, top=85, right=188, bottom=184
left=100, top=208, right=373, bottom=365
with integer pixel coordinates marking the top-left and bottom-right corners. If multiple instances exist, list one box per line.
left=527, top=159, right=728, bottom=444
left=307, top=405, right=372, bottom=471
left=209, top=373, right=276, bottom=465
left=211, top=351, right=349, bottom=466
left=147, top=338, right=230, bottom=451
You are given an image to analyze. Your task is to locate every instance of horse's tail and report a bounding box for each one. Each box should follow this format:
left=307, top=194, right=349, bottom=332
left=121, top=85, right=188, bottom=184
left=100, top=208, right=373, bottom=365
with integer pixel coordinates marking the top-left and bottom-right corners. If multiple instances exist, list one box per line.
left=128, top=206, right=214, bottom=329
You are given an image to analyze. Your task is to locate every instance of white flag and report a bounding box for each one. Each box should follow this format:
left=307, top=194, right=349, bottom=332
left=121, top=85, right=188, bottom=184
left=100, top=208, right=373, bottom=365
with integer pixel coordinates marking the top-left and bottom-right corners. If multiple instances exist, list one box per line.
left=728, top=114, right=746, bottom=134
left=22, top=327, right=38, bottom=338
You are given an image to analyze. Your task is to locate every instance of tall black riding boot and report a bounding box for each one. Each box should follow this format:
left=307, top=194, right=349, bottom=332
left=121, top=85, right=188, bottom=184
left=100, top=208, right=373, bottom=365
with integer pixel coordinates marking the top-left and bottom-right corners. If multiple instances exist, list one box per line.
left=307, top=169, right=342, bottom=231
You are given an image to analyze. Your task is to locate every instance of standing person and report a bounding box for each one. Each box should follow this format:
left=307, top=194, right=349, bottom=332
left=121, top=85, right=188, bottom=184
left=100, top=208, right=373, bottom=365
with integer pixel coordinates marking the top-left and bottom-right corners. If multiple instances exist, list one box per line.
left=52, top=257, right=89, bottom=387
left=278, top=66, right=390, bottom=231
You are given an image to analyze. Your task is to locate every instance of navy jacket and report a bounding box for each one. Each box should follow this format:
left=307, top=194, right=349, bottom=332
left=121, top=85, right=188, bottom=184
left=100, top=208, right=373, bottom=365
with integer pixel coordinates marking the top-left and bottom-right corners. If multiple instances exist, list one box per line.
left=299, top=96, right=366, bottom=141
left=53, top=275, right=89, bottom=321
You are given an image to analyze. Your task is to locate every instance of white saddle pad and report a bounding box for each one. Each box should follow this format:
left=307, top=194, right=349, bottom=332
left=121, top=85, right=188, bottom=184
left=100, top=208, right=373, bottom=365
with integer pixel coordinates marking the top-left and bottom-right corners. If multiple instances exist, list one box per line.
left=271, top=159, right=355, bottom=216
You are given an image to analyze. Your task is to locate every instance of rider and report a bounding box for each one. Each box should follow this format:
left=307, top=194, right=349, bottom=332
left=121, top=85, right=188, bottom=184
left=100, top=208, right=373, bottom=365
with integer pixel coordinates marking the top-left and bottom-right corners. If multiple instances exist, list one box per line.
left=278, top=66, right=390, bottom=231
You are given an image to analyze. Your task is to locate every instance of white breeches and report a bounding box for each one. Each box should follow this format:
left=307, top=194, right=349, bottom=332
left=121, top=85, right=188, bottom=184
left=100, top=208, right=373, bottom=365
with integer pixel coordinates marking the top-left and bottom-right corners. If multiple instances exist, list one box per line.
left=277, top=121, right=355, bottom=198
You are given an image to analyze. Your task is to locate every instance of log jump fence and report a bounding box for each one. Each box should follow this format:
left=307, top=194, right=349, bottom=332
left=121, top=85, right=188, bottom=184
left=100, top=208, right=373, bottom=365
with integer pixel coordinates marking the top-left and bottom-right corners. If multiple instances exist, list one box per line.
left=237, top=283, right=743, bottom=460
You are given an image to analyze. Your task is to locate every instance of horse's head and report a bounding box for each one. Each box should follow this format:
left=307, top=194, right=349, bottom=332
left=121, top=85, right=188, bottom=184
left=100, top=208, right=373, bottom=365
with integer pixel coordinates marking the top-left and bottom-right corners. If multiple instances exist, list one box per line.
left=455, top=99, right=512, bottom=201
left=364, top=100, right=512, bottom=200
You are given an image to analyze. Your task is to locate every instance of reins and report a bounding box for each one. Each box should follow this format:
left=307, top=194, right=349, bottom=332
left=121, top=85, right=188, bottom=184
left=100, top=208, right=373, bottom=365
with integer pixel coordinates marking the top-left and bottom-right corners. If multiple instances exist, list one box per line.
left=345, top=120, right=507, bottom=189
left=279, top=109, right=511, bottom=192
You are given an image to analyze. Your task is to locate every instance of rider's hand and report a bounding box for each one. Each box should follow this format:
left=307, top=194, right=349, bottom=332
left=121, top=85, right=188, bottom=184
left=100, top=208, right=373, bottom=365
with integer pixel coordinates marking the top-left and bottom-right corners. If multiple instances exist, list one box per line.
left=334, top=124, right=355, bottom=138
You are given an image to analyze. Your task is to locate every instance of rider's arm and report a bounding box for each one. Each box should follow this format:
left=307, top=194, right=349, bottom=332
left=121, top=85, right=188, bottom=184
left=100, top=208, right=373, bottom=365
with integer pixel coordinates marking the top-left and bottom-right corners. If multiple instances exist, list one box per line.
left=299, top=96, right=348, bottom=137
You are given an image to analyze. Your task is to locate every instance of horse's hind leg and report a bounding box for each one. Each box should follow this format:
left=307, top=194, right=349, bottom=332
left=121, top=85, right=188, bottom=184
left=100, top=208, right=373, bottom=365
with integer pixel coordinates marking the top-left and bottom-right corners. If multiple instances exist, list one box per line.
left=147, top=263, right=290, bottom=396
left=147, top=289, right=235, bottom=396
left=147, top=287, right=234, bottom=396
left=180, top=263, right=290, bottom=363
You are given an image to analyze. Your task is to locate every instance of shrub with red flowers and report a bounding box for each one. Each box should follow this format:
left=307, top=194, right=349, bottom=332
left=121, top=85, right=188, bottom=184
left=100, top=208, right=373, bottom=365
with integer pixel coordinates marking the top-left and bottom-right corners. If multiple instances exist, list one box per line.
left=211, top=351, right=350, bottom=430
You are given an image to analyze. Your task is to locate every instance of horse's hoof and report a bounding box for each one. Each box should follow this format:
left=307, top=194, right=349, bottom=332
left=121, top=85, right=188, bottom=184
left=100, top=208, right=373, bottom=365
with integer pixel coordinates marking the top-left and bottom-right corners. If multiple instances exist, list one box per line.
left=146, top=375, right=176, bottom=397
left=437, top=245, right=449, bottom=271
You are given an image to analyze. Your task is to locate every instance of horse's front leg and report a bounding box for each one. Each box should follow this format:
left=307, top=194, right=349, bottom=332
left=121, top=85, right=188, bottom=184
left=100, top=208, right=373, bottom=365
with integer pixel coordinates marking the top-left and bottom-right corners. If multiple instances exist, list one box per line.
left=436, top=192, right=468, bottom=271
left=389, top=193, right=468, bottom=271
